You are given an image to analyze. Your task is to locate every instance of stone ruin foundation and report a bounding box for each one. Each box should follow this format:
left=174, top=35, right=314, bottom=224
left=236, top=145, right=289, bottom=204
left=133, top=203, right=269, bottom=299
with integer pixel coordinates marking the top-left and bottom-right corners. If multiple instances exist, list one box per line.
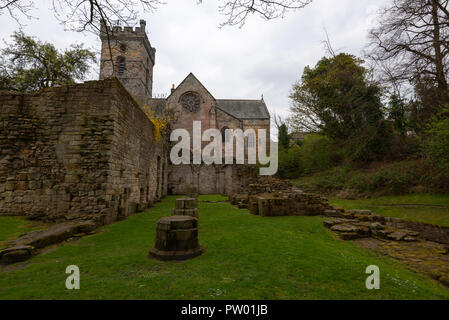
left=149, top=215, right=203, bottom=261
left=230, top=188, right=334, bottom=217
left=230, top=181, right=449, bottom=288
left=322, top=209, right=449, bottom=287
left=172, top=198, right=199, bottom=218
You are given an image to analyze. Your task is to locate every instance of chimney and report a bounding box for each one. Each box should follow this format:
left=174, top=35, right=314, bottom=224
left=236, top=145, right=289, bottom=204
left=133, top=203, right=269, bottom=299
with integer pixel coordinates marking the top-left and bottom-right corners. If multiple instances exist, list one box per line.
left=140, top=19, right=146, bottom=31
left=171, top=84, right=175, bottom=94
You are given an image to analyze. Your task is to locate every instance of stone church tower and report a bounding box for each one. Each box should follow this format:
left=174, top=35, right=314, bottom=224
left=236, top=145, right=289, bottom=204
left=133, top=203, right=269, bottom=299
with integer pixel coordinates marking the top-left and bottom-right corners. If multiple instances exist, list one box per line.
left=99, top=20, right=156, bottom=105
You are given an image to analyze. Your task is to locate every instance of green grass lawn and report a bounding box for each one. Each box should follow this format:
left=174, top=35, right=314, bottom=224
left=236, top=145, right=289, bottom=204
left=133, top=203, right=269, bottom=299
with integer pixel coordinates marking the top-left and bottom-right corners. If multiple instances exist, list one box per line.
left=329, top=194, right=449, bottom=227
left=0, top=195, right=448, bottom=300
left=0, top=217, right=43, bottom=250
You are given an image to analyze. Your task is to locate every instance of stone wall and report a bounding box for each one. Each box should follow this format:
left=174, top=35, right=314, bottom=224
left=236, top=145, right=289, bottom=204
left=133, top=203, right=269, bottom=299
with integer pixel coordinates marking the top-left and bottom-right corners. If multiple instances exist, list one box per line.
left=0, top=78, right=167, bottom=225
left=230, top=190, right=334, bottom=217
left=215, top=108, right=242, bottom=131
left=163, top=72, right=273, bottom=195
left=166, top=73, right=218, bottom=135
left=168, top=164, right=260, bottom=196
left=168, top=164, right=232, bottom=195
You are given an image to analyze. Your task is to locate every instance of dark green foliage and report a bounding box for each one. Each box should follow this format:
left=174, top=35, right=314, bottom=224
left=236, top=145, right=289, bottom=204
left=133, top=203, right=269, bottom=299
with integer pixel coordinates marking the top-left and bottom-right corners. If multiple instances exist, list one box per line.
left=407, top=79, right=446, bottom=134
left=289, top=53, right=384, bottom=140
left=278, top=123, right=290, bottom=150
left=292, top=160, right=449, bottom=196
left=388, top=94, right=407, bottom=135
left=344, top=120, right=394, bottom=163
left=423, top=106, right=449, bottom=172
left=289, top=53, right=390, bottom=163
left=277, top=134, right=339, bottom=179
left=278, top=144, right=303, bottom=179
left=0, top=31, right=96, bottom=91
left=299, top=134, right=334, bottom=173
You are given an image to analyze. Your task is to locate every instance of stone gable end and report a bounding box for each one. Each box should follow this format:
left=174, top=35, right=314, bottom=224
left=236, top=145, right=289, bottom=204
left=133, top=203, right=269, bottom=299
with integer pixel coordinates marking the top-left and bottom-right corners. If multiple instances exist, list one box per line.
left=167, top=73, right=219, bottom=135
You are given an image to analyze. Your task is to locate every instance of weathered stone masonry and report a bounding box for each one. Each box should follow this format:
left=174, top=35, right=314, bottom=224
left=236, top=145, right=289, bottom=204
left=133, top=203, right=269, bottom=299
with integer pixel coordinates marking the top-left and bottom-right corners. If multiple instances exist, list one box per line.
left=0, top=78, right=167, bottom=225
left=0, top=18, right=270, bottom=224
left=164, top=73, right=271, bottom=195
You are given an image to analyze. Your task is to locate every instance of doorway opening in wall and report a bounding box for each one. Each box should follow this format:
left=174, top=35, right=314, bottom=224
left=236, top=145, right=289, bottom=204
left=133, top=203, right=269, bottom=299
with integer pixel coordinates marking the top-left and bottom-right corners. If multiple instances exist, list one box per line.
left=162, top=162, right=165, bottom=195
left=139, top=187, right=144, bottom=209
left=221, top=126, right=230, bottom=143
left=156, top=156, right=161, bottom=199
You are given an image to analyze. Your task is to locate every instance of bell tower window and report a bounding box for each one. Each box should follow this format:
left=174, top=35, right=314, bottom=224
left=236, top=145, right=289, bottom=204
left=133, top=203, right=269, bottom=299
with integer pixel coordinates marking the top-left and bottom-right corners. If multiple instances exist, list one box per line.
left=118, top=57, right=126, bottom=76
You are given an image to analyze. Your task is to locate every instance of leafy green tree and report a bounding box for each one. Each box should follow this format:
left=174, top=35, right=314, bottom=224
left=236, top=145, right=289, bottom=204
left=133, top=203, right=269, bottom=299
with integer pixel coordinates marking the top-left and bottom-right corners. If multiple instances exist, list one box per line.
left=0, top=31, right=96, bottom=91
left=299, top=134, right=334, bottom=174
left=278, top=123, right=290, bottom=150
left=423, top=106, right=449, bottom=171
left=388, top=94, right=407, bottom=135
left=289, top=53, right=390, bottom=162
left=289, top=53, right=384, bottom=139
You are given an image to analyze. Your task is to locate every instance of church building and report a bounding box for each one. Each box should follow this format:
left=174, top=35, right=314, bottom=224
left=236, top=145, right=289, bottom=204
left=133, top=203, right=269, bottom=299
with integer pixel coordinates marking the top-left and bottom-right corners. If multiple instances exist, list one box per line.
left=99, top=20, right=270, bottom=195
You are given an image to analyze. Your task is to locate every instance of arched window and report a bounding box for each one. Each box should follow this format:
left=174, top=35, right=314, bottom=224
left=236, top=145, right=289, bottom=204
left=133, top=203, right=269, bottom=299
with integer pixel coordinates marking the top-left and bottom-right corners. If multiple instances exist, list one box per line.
left=221, top=127, right=230, bottom=143
left=117, top=57, right=126, bottom=76
left=248, top=133, right=256, bottom=148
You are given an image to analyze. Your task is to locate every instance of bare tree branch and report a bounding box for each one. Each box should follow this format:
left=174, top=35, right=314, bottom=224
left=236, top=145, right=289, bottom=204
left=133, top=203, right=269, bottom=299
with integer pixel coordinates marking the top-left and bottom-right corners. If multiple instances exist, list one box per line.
left=366, top=0, right=449, bottom=105
left=200, top=0, right=312, bottom=27
left=1, top=0, right=312, bottom=30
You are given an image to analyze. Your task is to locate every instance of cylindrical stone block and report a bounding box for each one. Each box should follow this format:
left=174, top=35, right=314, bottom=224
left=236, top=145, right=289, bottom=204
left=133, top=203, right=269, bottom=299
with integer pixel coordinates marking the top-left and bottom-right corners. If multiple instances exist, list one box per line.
left=175, top=198, right=198, bottom=209
left=171, top=208, right=199, bottom=218
left=172, top=198, right=199, bottom=217
left=149, top=215, right=203, bottom=261
left=184, top=198, right=198, bottom=209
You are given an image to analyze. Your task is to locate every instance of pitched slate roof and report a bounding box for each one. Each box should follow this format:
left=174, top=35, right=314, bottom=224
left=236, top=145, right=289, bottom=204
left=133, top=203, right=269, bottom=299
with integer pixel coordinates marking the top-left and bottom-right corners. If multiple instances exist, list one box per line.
left=216, top=99, right=270, bottom=120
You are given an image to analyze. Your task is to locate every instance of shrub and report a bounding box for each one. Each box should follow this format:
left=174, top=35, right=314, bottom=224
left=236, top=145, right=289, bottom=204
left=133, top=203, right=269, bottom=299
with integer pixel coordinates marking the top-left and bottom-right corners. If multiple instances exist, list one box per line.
left=344, top=120, right=394, bottom=163
left=423, top=106, right=449, bottom=171
left=292, top=159, right=449, bottom=196
left=278, top=144, right=303, bottom=179
left=300, top=134, right=335, bottom=174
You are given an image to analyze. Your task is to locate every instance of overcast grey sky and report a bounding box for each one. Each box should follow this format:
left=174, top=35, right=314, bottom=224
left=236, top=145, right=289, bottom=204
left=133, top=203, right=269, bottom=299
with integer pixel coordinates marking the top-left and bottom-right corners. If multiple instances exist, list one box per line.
left=1, top=0, right=391, bottom=129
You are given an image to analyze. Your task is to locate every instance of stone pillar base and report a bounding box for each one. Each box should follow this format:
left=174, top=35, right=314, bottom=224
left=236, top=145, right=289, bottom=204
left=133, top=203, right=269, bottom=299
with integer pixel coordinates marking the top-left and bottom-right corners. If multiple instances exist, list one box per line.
left=149, top=215, right=203, bottom=261
left=149, top=246, right=203, bottom=261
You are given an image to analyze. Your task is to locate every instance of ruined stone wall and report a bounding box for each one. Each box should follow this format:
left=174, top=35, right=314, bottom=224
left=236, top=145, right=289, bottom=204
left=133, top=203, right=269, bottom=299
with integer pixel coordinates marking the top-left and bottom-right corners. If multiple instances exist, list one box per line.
left=168, top=164, right=257, bottom=196
left=0, top=78, right=166, bottom=225
left=105, top=80, right=167, bottom=223
left=168, top=164, right=227, bottom=195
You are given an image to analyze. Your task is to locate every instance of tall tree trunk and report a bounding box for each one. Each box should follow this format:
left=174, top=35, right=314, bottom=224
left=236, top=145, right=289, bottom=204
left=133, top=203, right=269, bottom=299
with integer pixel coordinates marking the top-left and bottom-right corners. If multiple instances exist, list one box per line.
left=431, top=0, right=448, bottom=105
